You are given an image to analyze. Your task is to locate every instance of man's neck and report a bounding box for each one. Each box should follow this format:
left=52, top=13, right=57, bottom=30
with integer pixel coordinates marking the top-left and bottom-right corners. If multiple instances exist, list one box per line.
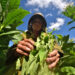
left=33, top=30, right=40, bottom=38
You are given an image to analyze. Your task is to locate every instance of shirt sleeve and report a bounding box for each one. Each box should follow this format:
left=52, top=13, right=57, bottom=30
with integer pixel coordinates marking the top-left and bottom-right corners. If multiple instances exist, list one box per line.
left=5, top=44, right=20, bottom=65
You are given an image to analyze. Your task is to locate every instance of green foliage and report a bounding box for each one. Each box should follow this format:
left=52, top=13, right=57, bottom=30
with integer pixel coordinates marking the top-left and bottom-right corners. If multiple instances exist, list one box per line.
left=0, top=0, right=30, bottom=74
left=63, top=5, right=75, bottom=30
left=0, top=0, right=8, bottom=11
left=17, top=33, right=75, bottom=75
left=19, top=32, right=55, bottom=75
left=3, top=8, right=29, bottom=28
left=61, top=67, right=75, bottom=75
left=26, top=34, right=74, bottom=75
left=56, top=34, right=75, bottom=55
left=55, top=34, right=75, bottom=75
left=7, top=0, right=20, bottom=12
left=63, top=5, right=75, bottom=20
left=0, top=0, right=30, bottom=48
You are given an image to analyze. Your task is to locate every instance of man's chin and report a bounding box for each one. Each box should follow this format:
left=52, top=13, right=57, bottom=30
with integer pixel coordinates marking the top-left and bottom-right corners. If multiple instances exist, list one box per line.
left=33, top=30, right=40, bottom=32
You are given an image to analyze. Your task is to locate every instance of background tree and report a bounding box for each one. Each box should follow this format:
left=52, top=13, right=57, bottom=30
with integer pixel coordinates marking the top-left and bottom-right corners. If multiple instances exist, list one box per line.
left=63, top=4, right=75, bottom=31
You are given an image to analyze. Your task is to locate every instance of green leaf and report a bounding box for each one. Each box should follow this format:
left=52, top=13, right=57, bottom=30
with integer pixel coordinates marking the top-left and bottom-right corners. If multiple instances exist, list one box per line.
left=12, top=33, right=23, bottom=44
left=56, top=34, right=63, bottom=40
left=21, top=57, right=27, bottom=75
left=7, top=0, right=20, bottom=12
left=27, top=60, right=39, bottom=75
left=69, top=26, right=75, bottom=31
left=0, top=3, right=2, bottom=13
left=38, top=62, right=51, bottom=75
left=63, top=35, right=69, bottom=43
left=38, top=48, right=47, bottom=62
left=5, top=20, right=24, bottom=30
left=61, top=66, right=75, bottom=75
left=0, top=0, right=8, bottom=11
left=0, top=30, right=20, bottom=36
left=44, top=35, right=49, bottom=43
left=67, top=20, right=74, bottom=25
left=62, top=5, right=75, bottom=31
left=16, top=58, right=21, bottom=70
left=3, top=8, right=30, bottom=27
left=0, top=35, right=10, bottom=48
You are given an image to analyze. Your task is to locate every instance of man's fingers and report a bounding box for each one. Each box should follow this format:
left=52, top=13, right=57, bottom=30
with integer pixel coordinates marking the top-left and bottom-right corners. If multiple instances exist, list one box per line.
left=48, top=50, right=58, bottom=57
left=48, top=58, right=59, bottom=69
left=16, top=39, right=35, bottom=57
left=16, top=48, right=29, bottom=56
left=17, top=44, right=31, bottom=52
left=24, top=39, right=35, bottom=46
left=46, top=53, right=60, bottom=63
left=19, top=41, right=34, bottom=50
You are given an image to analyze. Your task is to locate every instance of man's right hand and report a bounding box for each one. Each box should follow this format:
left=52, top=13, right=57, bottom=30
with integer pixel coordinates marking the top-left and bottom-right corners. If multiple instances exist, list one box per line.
left=16, top=39, right=35, bottom=56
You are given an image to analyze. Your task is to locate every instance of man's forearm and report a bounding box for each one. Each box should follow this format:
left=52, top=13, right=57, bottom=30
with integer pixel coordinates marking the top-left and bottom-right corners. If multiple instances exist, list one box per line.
left=6, top=45, right=20, bottom=65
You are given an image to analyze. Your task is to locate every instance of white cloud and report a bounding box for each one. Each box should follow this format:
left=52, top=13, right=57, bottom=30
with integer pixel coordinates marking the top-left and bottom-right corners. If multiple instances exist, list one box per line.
left=48, top=18, right=65, bottom=30
left=25, top=30, right=27, bottom=32
left=26, top=0, right=72, bottom=11
left=26, top=0, right=51, bottom=8
left=52, top=0, right=67, bottom=11
left=46, top=13, right=53, bottom=17
left=33, top=8, right=39, bottom=12
left=29, top=8, right=39, bottom=13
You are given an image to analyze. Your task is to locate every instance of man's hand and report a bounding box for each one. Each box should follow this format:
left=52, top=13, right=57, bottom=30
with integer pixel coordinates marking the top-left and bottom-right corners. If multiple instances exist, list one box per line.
left=46, top=50, right=60, bottom=69
left=16, top=39, right=35, bottom=56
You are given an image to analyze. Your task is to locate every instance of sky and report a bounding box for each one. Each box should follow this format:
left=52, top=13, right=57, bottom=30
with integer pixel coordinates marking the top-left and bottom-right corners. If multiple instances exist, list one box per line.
left=9, top=0, right=75, bottom=46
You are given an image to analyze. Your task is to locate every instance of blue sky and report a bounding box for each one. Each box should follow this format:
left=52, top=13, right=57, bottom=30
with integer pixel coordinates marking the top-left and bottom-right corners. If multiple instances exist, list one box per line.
left=9, top=0, right=75, bottom=46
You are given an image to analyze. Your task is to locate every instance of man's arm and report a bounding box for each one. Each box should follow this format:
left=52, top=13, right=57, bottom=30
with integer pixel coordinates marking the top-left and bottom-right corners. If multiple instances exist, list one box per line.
left=6, top=45, right=20, bottom=65
left=6, top=38, right=35, bottom=65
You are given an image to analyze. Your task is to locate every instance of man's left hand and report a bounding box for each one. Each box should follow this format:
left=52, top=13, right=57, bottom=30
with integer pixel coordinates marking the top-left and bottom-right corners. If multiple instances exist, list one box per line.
left=46, top=50, right=60, bottom=69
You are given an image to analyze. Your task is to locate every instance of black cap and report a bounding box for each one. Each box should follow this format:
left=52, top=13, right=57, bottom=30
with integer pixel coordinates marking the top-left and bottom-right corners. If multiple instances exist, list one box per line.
left=28, top=13, right=47, bottom=32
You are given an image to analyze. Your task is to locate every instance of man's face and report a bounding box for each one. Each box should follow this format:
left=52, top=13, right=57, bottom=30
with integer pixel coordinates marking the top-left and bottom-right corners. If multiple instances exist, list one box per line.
left=32, top=18, right=43, bottom=32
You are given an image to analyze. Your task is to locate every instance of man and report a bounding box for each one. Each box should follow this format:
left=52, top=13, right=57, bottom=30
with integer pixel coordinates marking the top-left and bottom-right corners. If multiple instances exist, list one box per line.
left=6, top=13, right=63, bottom=70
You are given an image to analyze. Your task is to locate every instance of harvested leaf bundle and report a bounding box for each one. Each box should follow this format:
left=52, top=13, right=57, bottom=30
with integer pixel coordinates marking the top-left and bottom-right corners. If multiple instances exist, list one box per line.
left=16, top=31, right=56, bottom=75
left=16, top=32, right=75, bottom=75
